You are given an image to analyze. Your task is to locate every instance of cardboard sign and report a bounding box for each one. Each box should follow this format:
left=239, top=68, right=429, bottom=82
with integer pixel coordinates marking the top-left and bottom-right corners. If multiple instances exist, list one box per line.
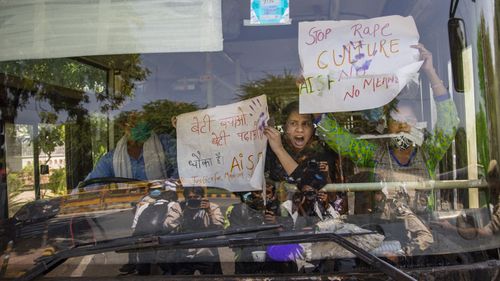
left=298, top=15, right=422, bottom=113
left=177, top=95, right=269, bottom=191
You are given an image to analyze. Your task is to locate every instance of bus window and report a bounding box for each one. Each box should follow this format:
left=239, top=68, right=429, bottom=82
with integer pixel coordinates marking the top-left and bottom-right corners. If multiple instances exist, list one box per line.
left=0, top=0, right=499, bottom=280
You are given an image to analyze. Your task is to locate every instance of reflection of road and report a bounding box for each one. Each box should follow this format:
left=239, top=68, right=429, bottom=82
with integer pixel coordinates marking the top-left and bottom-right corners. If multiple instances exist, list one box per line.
left=48, top=197, right=240, bottom=278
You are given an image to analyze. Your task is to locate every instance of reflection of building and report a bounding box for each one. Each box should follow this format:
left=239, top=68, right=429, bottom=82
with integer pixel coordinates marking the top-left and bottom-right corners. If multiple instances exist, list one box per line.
left=23, top=146, right=66, bottom=171
left=5, top=124, right=66, bottom=173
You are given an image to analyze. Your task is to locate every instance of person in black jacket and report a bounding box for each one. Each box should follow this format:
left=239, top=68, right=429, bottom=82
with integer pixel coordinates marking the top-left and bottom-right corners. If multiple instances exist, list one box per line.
left=172, top=186, right=224, bottom=275
left=264, top=101, right=347, bottom=215
left=224, top=181, right=281, bottom=274
left=264, top=101, right=339, bottom=185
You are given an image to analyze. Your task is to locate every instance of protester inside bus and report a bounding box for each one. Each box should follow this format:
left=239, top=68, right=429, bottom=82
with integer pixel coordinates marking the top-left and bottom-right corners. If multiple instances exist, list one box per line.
left=81, top=111, right=177, bottom=191
left=264, top=101, right=346, bottom=213
left=224, top=180, right=281, bottom=274
left=172, top=186, right=224, bottom=275
left=128, top=183, right=181, bottom=275
left=280, top=164, right=339, bottom=230
left=314, top=44, right=457, bottom=254
left=316, top=44, right=459, bottom=215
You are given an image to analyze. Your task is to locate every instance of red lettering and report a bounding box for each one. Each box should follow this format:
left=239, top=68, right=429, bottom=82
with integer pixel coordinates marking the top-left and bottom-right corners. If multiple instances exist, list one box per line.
left=306, top=27, right=332, bottom=45
left=344, top=85, right=360, bottom=101
left=351, top=22, right=392, bottom=38
left=381, top=23, right=392, bottom=36
left=351, top=24, right=363, bottom=39
left=363, top=78, right=374, bottom=91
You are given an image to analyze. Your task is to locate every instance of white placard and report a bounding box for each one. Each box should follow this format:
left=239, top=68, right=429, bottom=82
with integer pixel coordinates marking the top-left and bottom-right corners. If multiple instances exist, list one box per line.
left=298, top=15, right=422, bottom=113
left=177, top=95, right=269, bottom=191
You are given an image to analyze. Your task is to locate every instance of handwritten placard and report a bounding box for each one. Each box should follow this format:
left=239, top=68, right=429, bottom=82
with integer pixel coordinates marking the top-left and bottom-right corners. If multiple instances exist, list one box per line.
left=298, top=15, right=423, bottom=113
left=177, top=95, right=269, bottom=191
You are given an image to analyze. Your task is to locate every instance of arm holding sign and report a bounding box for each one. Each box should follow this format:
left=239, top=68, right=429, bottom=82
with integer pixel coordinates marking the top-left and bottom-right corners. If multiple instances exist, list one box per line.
left=264, top=101, right=338, bottom=183
left=413, top=44, right=460, bottom=177
left=264, top=126, right=299, bottom=176
left=316, top=44, right=459, bottom=176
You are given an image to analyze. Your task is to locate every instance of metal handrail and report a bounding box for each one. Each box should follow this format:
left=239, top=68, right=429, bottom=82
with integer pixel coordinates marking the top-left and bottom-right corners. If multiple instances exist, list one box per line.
left=321, top=179, right=488, bottom=192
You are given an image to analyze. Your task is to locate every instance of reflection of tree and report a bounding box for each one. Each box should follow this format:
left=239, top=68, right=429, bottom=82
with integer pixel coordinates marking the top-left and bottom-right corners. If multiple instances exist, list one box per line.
left=36, top=112, right=65, bottom=165
left=475, top=13, right=499, bottom=207
left=89, top=114, right=109, bottom=166
left=142, top=100, right=198, bottom=136
left=237, top=71, right=392, bottom=134
left=0, top=55, right=149, bottom=118
left=0, top=55, right=150, bottom=191
left=112, top=100, right=199, bottom=141
left=238, top=71, right=297, bottom=126
left=475, top=17, right=492, bottom=177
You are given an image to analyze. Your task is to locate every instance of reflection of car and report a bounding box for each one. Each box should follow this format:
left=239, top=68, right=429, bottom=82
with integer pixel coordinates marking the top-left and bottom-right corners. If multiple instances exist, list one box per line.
left=3, top=178, right=500, bottom=281
left=0, top=179, right=159, bottom=257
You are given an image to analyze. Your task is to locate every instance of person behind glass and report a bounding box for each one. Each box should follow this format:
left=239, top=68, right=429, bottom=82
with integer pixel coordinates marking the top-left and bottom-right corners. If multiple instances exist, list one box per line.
left=224, top=180, right=280, bottom=230
left=316, top=44, right=460, bottom=216
left=82, top=111, right=177, bottom=191
left=224, top=181, right=281, bottom=274
left=264, top=101, right=343, bottom=212
left=315, top=44, right=458, bottom=255
left=172, top=186, right=224, bottom=275
left=129, top=184, right=181, bottom=275
left=280, top=164, right=339, bottom=230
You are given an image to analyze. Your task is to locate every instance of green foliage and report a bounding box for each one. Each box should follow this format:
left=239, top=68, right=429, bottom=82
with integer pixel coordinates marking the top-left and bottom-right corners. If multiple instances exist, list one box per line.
left=476, top=108, right=490, bottom=175
left=7, top=172, right=23, bottom=193
left=37, top=124, right=65, bottom=164
left=7, top=172, right=27, bottom=214
left=475, top=26, right=490, bottom=179
left=238, top=71, right=298, bottom=126
left=0, top=55, right=149, bottom=120
left=89, top=114, right=110, bottom=165
left=98, top=55, right=151, bottom=112
left=237, top=71, right=389, bottom=134
left=21, top=164, right=34, bottom=177
left=142, top=100, right=199, bottom=136
left=47, top=168, right=67, bottom=195
left=93, top=145, right=108, bottom=166
left=113, top=100, right=199, bottom=140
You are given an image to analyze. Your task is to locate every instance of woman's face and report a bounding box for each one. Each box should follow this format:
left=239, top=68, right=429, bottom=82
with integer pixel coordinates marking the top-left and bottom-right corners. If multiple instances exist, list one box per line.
left=285, top=111, right=314, bottom=151
left=387, top=105, right=417, bottom=134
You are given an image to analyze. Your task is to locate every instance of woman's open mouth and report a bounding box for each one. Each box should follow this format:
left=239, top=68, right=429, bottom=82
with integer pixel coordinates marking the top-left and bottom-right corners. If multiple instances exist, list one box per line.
left=291, top=135, right=306, bottom=149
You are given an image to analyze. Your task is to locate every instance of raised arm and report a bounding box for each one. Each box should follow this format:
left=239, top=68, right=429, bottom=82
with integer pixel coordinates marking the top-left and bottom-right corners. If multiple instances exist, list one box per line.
left=413, top=44, right=460, bottom=176
left=264, top=126, right=299, bottom=176
left=316, top=114, right=378, bottom=168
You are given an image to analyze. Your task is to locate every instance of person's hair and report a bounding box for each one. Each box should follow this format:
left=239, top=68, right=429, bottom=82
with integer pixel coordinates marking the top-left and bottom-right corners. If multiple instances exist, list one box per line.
left=183, top=186, right=205, bottom=198
left=282, top=101, right=313, bottom=126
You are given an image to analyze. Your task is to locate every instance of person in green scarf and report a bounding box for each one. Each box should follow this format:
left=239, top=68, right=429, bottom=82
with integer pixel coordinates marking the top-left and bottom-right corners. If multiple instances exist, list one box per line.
left=315, top=44, right=459, bottom=255
left=83, top=111, right=177, bottom=186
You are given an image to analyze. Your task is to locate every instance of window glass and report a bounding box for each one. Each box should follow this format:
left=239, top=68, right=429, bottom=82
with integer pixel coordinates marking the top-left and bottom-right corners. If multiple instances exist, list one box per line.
left=1, top=0, right=500, bottom=279
left=0, top=0, right=223, bottom=61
